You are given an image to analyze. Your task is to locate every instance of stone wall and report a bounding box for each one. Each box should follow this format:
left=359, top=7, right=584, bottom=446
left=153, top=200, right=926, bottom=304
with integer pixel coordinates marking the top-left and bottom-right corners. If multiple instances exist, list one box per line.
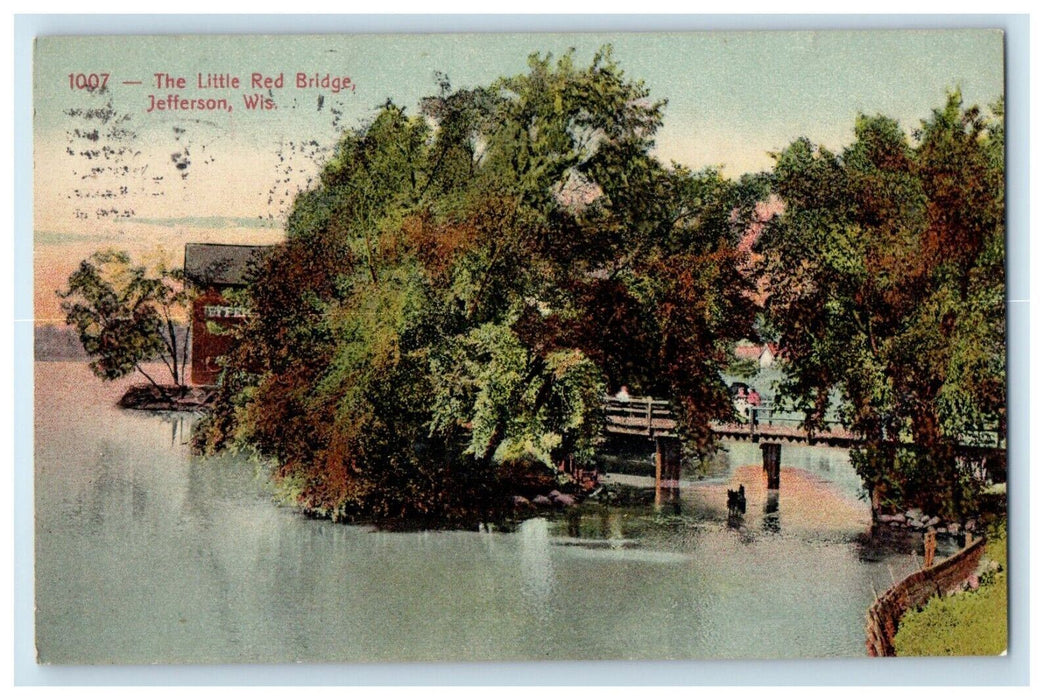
left=865, top=536, right=987, bottom=656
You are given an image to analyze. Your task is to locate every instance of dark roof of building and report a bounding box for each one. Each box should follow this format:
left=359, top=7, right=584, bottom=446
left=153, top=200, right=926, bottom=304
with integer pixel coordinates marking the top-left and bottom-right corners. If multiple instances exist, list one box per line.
left=184, top=243, right=273, bottom=287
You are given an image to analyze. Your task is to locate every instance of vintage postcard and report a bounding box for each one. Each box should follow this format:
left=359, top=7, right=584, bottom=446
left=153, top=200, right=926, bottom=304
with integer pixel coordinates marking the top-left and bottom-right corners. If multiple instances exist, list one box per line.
left=32, top=29, right=1008, bottom=666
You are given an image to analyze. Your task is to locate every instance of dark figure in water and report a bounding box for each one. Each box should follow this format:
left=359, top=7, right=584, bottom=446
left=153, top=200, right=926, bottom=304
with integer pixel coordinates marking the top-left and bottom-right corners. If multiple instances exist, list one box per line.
left=727, top=484, right=746, bottom=516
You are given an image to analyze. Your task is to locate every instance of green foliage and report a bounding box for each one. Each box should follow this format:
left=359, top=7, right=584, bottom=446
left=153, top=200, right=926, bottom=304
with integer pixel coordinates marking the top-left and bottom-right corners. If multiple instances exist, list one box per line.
left=429, top=323, right=605, bottom=467
left=761, top=91, right=1004, bottom=517
left=198, top=48, right=761, bottom=523
left=895, top=526, right=1007, bottom=656
left=850, top=444, right=986, bottom=521
left=58, top=249, right=193, bottom=388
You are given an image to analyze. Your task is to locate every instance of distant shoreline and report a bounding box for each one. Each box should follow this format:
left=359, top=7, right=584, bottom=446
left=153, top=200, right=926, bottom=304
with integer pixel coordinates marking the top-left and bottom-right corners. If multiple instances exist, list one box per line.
left=33, top=323, right=187, bottom=363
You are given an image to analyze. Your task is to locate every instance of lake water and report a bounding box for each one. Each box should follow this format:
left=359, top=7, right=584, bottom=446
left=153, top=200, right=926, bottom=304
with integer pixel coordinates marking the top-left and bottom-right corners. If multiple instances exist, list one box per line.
left=35, top=362, right=926, bottom=664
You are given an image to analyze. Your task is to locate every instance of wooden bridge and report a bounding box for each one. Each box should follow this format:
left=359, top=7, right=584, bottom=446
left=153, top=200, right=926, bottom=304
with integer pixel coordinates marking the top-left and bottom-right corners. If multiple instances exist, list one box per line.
left=601, top=397, right=683, bottom=490
left=602, top=397, right=1002, bottom=450
left=601, top=397, right=836, bottom=491
left=602, top=397, right=855, bottom=446
left=714, top=406, right=856, bottom=446
left=602, top=397, right=678, bottom=438
left=601, top=396, right=1005, bottom=491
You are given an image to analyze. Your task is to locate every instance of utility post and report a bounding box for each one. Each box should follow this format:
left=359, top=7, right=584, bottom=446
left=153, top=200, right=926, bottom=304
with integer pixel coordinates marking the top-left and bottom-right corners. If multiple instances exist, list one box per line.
left=924, top=529, right=937, bottom=569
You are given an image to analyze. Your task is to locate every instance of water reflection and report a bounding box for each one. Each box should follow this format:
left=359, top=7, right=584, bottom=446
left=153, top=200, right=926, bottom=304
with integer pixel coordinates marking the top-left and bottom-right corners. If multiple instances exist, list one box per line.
left=35, top=362, right=932, bottom=663
left=566, top=509, right=581, bottom=538
left=654, top=483, right=682, bottom=513
left=166, top=413, right=188, bottom=446
left=518, top=518, right=554, bottom=614
left=603, top=510, right=624, bottom=543
left=763, top=490, right=781, bottom=534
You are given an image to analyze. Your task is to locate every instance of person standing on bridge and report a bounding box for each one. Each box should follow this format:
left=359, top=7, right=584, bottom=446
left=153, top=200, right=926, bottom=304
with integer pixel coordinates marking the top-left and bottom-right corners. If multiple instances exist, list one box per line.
left=615, top=385, right=631, bottom=402
left=734, top=386, right=749, bottom=419
left=747, top=388, right=762, bottom=407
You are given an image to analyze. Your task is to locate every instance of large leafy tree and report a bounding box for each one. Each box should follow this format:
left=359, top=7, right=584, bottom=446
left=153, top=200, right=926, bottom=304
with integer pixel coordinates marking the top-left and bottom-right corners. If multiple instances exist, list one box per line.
left=759, top=91, right=1005, bottom=518
left=198, top=48, right=761, bottom=523
left=58, top=249, right=193, bottom=389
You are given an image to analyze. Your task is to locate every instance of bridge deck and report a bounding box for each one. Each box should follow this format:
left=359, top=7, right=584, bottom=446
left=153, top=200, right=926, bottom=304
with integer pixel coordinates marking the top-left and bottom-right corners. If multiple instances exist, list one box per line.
left=601, top=397, right=1002, bottom=452
left=711, top=420, right=855, bottom=446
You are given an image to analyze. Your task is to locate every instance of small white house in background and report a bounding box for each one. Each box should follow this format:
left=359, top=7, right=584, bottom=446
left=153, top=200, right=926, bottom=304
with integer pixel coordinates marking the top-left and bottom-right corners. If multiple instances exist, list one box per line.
left=734, top=341, right=778, bottom=369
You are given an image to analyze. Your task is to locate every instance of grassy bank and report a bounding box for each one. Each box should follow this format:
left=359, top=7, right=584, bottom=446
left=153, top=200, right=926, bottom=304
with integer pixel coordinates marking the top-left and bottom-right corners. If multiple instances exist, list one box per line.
left=894, top=525, right=1007, bottom=656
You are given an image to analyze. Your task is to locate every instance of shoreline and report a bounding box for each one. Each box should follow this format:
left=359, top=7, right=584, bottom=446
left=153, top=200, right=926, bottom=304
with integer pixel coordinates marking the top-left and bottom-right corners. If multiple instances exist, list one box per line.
left=118, top=383, right=216, bottom=411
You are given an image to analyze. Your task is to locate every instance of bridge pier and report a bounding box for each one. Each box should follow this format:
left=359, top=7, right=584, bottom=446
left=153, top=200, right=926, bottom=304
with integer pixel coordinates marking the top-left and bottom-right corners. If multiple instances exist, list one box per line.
left=654, top=436, right=682, bottom=486
left=761, top=442, right=781, bottom=489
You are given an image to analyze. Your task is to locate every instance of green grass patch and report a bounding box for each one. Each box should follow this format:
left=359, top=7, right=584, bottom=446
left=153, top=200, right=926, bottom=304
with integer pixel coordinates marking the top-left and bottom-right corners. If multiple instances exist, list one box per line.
left=895, top=526, right=1007, bottom=656
left=983, top=482, right=1007, bottom=496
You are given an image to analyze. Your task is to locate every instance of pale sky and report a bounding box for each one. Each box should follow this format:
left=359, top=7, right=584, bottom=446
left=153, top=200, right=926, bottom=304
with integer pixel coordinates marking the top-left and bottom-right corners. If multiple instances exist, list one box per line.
left=33, top=30, right=1005, bottom=321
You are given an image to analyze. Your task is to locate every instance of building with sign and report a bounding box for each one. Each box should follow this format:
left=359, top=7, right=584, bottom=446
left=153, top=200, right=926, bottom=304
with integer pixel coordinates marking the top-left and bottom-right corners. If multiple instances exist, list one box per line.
left=183, top=243, right=272, bottom=385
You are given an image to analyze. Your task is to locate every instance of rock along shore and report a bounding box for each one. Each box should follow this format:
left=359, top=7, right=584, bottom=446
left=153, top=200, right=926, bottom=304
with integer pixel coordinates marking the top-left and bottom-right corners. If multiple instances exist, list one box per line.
left=876, top=507, right=977, bottom=536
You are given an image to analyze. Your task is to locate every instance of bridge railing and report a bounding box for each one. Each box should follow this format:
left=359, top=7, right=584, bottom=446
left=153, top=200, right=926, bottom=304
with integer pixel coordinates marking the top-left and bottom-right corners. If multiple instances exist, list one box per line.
left=603, top=399, right=847, bottom=440
left=735, top=405, right=846, bottom=429
left=740, top=407, right=1001, bottom=442
left=601, top=396, right=676, bottom=437
left=602, top=397, right=1005, bottom=451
